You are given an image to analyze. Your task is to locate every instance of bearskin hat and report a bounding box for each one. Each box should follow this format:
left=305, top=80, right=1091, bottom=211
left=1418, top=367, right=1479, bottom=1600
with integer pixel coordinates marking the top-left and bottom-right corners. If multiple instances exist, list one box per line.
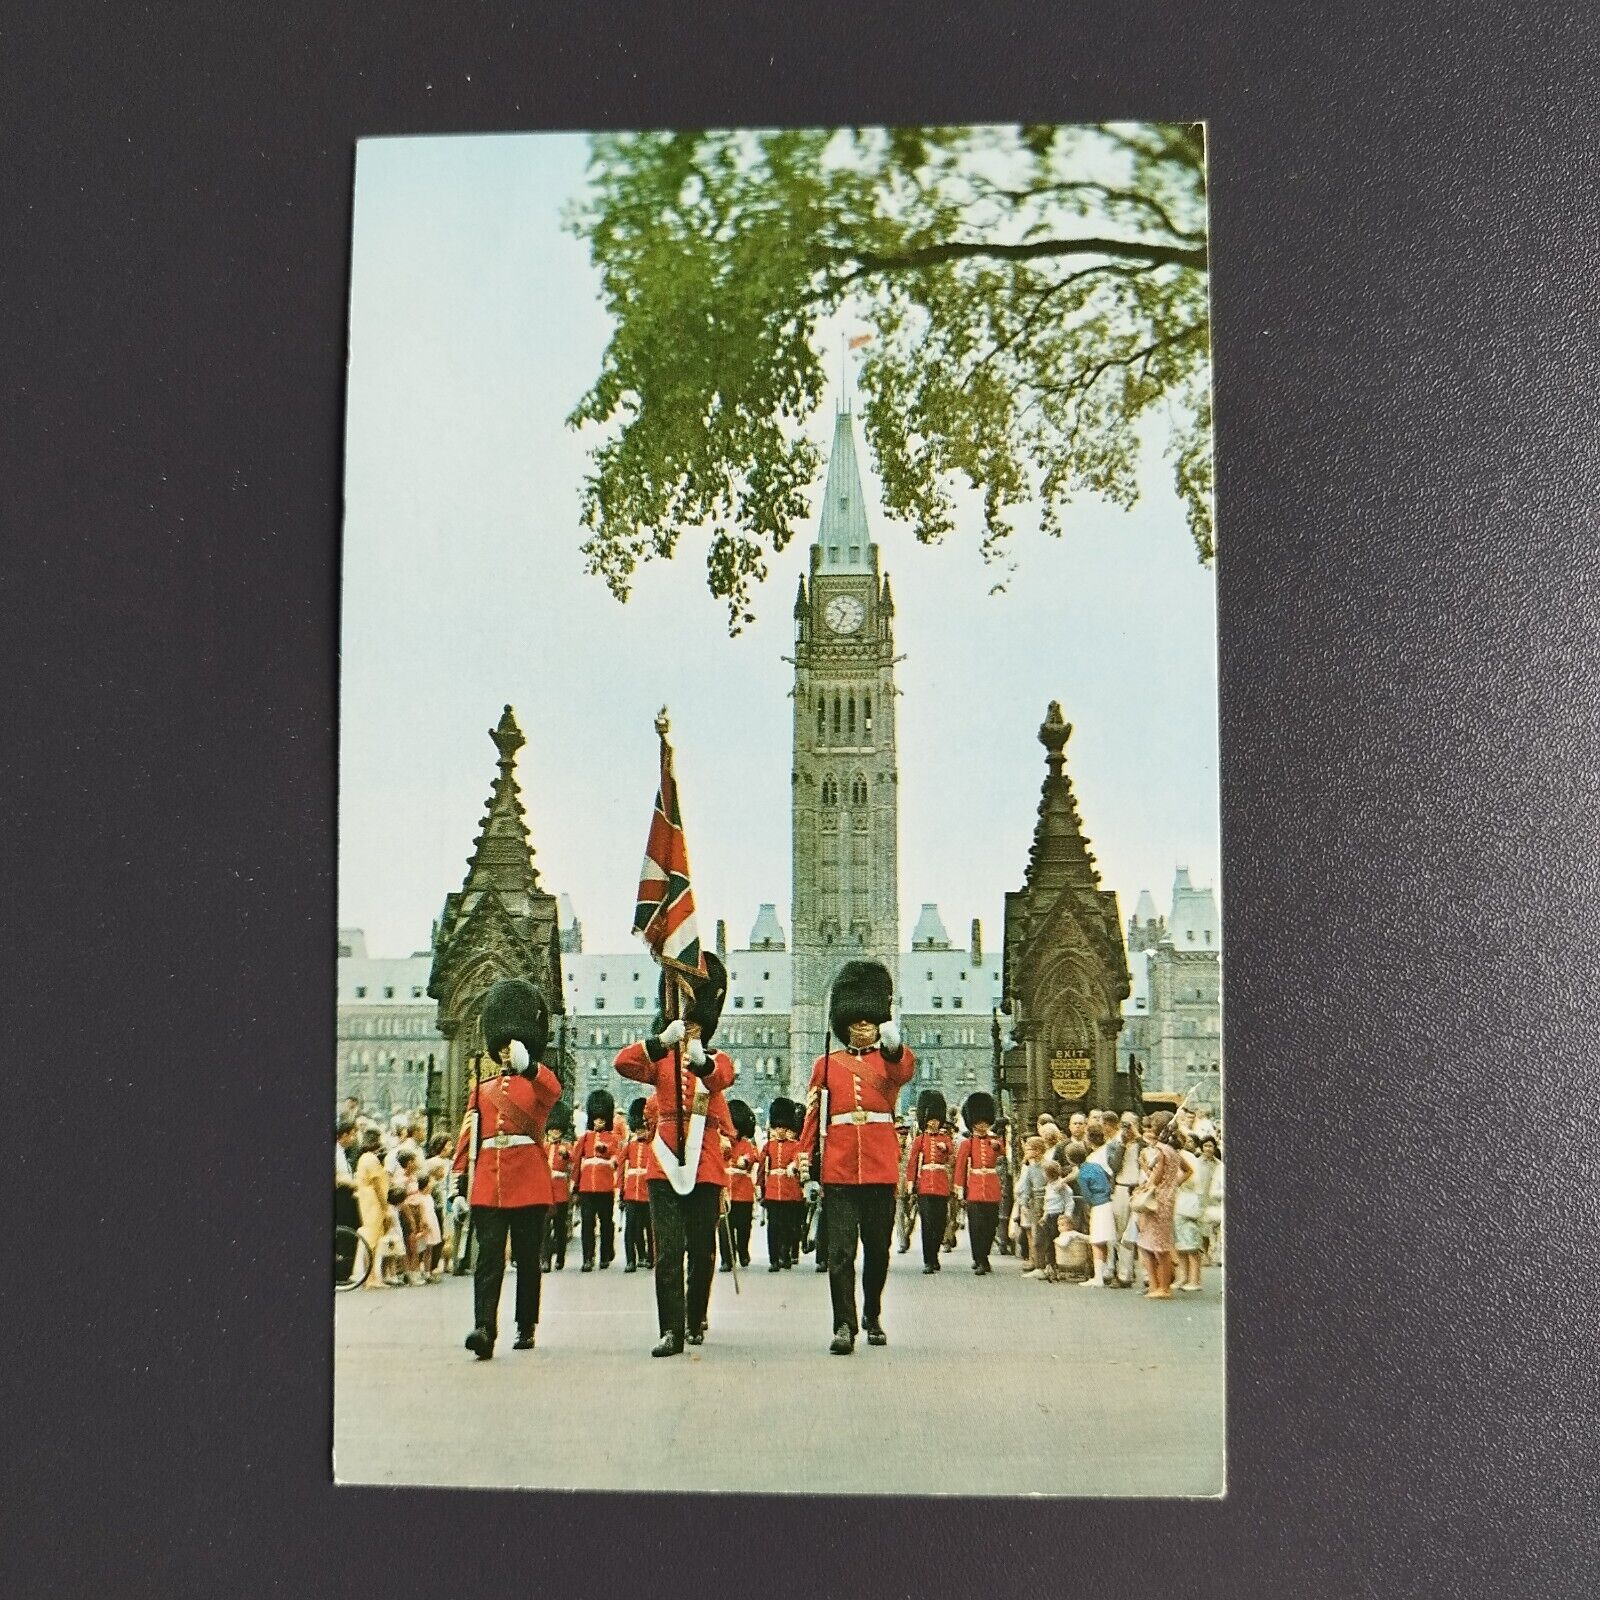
left=728, top=1097, right=756, bottom=1140
left=963, top=1091, right=997, bottom=1130
left=767, top=1097, right=795, bottom=1134
left=652, top=950, right=729, bottom=1047
left=545, top=1100, right=572, bottom=1137
left=828, top=958, right=894, bottom=1046
left=585, top=1087, right=615, bottom=1129
left=627, top=1096, right=648, bottom=1133
left=480, top=977, right=550, bottom=1064
left=917, top=1089, right=947, bottom=1129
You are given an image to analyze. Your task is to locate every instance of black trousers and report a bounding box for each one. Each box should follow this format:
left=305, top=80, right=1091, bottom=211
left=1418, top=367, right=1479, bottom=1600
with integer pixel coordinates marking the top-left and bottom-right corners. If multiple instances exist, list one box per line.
left=542, top=1201, right=570, bottom=1268
left=917, top=1194, right=949, bottom=1267
left=470, top=1204, right=547, bottom=1342
left=967, top=1200, right=1000, bottom=1266
left=767, top=1198, right=804, bottom=1264
left=579, top=1191, right=615, bottom=1265
left=719, top=1199, right=754, bottom=1266
left=825, top=1183, right=896, bottom=1335
left=623, top=1198, right=654, bottom=1266
left=648, top=1179, right=720, bottom=1339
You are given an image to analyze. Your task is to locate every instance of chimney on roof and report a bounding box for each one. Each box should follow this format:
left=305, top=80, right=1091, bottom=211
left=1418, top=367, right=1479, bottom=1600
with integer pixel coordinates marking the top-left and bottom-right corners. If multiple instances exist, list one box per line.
left=715, top=919, right=727, bottom=958
left=971, top=918, right=983, bottom=965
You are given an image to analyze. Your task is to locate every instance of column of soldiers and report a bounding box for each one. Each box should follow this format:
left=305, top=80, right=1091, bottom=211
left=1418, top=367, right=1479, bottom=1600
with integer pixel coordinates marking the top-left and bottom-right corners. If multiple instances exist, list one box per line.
left=449, top=962, right=1017, bottom=1361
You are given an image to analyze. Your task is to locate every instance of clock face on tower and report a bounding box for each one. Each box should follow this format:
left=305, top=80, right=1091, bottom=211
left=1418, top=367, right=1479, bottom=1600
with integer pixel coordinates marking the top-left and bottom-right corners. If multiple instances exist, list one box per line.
left=824, top=594, right=865, bottom=635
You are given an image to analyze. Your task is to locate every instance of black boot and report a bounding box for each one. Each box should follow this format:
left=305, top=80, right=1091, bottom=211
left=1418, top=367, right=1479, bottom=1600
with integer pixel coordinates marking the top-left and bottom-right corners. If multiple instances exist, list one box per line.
left=829, top=1324, right=856, bottom=1355
left=768, top=1262, right=782, bottom=1272
left=625, top=1262, right=637, bottom=1273
left=512, top=1329, right=535, bottom=1350
left=581, top=1261, right=593, bottom=1272
left=922, top=1263, right=936, bottom=1274
left=864, top=1320, right=887, bottom=1346
left=465, top=1327, right=494, bottom=1361
left=651, top=1332, right=684, bottom=1358
left=686, top=1325, right=705, bottom=1346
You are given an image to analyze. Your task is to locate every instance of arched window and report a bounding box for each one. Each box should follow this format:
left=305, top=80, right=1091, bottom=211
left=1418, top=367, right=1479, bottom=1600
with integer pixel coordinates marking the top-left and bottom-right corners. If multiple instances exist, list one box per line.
left=850, top=772, right=867, bottom=806
left=863, top=695, right=873, bottom=735
left=832, top=694, right=842, bottom=739
left=821, top=777, right=838, bottom=807
left=817, top=696, right=825, bottom=741
left=847, top=695, right=856, bottom=738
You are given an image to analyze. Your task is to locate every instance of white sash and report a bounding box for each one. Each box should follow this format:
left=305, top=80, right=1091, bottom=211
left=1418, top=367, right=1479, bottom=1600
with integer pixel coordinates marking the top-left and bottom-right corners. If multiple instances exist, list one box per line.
left=652, top=1086, right=709, bottom=1196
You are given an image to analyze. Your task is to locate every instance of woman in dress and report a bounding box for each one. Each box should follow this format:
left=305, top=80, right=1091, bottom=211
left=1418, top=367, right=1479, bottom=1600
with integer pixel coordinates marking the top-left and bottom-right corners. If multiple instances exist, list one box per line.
left=352, top=1126, right=390, bottom=1291
left=1136, top=1117, right=1195, bottom=1300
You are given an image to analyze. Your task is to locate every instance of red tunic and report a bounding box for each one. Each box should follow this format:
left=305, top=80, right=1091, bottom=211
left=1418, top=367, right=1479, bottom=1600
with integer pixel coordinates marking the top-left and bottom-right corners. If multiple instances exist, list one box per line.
left=450, top=1065, right=563, bottom=1208
left=954, top=1132, right=1004, bottom=1203
left=548, top=1138, right=574, bottom=1204
left=571, top=1127, right=623, bottom=1193
left=906, top=1129, right=955, bottom=1197
left=760, top=1136, right=803, bottom=1202
left=621, top=1132, right=652, bottom=1203
left=797, top=1045, right=917, bottom=1187
left=725, top=1137, right=759, bottom=1203
left=613, top=1040, right=737, bottom=1185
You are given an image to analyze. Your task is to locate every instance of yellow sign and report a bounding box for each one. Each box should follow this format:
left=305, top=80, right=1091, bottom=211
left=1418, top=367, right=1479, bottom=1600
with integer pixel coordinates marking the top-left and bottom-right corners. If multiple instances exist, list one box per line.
left=1049, top=1052, right=1093, bottom=1100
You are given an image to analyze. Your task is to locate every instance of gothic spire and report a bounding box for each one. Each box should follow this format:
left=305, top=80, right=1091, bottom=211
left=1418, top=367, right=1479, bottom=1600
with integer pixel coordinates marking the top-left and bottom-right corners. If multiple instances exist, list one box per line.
left=813, top=409, right=873, bottom=572
left=1021, top=701, right=1104, bottom=897
left=459, top=705, right=542, bottom=914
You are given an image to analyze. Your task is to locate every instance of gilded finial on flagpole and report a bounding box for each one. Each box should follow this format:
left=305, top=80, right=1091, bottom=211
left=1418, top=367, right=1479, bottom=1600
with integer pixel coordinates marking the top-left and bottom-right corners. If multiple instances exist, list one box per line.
left=655, top=705, right=670, bottom=739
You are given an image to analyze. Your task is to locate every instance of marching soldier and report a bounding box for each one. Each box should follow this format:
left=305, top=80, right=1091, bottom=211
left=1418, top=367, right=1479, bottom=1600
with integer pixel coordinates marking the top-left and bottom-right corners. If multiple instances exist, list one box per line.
left=904, top=1091, right=955, bottom=1274
left=760, top=1098, right=805, bottom=1270
left=571, top=1089, right=622, bottom=1270
left=613, top=953, right=737, bottom=1356
left=954, top=1092, right=1004, bottom=1274
left=719, top=1099, right=759, bottom=1271
left=450, top=978, right=563, bottom=1360
left=797, top=960, right=916, bottom=1355
left=541, top=1102, right=575, bottom=1271
left=621, top=1098, right=655, bottom=1272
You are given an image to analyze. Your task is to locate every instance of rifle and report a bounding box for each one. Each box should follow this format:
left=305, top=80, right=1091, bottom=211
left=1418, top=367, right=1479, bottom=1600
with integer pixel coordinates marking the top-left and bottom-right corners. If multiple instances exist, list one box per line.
left=454, top=1053, right=483, bottom=1275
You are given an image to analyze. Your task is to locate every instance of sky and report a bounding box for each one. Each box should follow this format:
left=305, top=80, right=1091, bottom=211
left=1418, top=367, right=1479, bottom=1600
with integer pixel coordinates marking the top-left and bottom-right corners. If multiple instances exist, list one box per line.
left=339, top=132, right=1220, bottom=961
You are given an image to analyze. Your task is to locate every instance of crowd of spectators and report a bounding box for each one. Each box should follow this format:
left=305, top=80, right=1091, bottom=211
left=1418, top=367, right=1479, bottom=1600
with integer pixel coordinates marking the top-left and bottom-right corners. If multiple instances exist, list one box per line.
left=335, top=1102, right=458, bottom=1287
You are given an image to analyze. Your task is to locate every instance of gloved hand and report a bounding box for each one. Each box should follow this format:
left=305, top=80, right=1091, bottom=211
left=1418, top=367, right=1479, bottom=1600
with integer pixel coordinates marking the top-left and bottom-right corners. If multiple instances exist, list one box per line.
left=508, top=1039, right=530, bottom=1071
left=659, top=1019, right=687, bottom=1047
left=686, top=1037, right=708, bottom=1071
left=878, top=1017, right=901, bottom=1052
left=450, top=1194, right=470, bottom=1222
left=806, top=1181, right=822, bottom=1203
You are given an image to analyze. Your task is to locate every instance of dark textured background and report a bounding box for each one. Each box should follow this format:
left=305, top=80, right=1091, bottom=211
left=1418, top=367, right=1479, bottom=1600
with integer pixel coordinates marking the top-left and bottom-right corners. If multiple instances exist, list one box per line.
left=3, top=3, right=1597, bottom=1595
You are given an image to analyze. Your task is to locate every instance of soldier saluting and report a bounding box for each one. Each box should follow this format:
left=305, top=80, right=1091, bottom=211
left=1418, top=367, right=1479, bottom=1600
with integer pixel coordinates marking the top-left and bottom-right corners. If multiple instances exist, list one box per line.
left=450, top=978, right=563, bottom=1360
left=797, top=960, right=916, bottom=1355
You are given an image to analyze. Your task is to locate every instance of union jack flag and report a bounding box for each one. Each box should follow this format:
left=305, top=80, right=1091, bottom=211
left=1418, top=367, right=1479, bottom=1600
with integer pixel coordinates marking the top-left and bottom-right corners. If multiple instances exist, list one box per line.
left=632, top=712, right=705, bottom=977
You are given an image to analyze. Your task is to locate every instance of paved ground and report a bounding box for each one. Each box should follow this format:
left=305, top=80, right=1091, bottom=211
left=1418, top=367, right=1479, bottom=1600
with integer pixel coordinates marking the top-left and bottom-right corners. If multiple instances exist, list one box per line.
left=334, top=1244, right=1224, bottom=1497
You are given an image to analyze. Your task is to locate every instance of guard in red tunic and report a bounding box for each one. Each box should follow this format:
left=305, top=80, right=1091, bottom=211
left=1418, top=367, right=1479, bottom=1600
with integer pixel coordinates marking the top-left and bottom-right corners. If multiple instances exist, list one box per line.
left=904, top=1090, right=955, bottom=1274
left=797, top=960, right=916, bottom=1355
left=621, top=1097, right=655, bottom=1272
left=719, top=1098, right=759, bottom=1271
left=954, top=1092, right=1004, bottom=1275
left=571, top=1089, right=622, bottom=1271
left=541, top=1101, right=575, bottom=1271
left=450, top=978, right=563, bottom=1359
left=760, top=1098, right=805, bottom=1271
left=613, top=953, right=736, bottom=1357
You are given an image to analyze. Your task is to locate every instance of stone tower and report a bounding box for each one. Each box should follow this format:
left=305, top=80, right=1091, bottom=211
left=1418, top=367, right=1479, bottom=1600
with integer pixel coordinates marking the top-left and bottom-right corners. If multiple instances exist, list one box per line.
left=427, top=706, right=566, bottom=1124
left=787, top=410, right=902, bottom=1089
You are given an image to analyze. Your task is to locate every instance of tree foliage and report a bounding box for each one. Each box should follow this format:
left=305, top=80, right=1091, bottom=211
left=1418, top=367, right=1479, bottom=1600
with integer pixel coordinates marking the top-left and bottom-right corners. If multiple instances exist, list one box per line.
left=566, top=123, right=1210, bottom=630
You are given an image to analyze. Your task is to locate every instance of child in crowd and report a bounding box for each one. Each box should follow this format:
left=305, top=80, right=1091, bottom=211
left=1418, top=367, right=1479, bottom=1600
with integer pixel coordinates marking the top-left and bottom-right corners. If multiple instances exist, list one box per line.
left=1030, top=1159, right=1071, bottom=1282
left=1014, top=1136, right=1046, bottom=1268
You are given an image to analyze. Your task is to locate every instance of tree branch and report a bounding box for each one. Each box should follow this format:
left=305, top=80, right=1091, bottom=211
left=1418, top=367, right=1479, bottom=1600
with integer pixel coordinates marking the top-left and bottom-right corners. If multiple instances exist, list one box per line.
left=816, top=233, right=1208, bottom=282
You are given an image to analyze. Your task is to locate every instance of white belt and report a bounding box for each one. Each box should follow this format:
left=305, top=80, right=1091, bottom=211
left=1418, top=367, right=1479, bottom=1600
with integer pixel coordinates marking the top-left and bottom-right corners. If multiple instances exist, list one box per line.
left=581, top=1156, right=614, bottom=1166
left=921, top=1162, right=948, bottom=1171
left=971, top=1167, right=997, bottom=1175
left=830, top=1110, right=892, bottom=1127
left=482, top=1134, right=535, bottom=1149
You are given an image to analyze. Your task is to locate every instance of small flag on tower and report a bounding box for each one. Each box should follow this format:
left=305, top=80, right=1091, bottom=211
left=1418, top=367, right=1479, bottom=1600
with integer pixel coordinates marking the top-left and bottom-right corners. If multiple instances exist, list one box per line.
left=632, top=708, right=706, bottom=978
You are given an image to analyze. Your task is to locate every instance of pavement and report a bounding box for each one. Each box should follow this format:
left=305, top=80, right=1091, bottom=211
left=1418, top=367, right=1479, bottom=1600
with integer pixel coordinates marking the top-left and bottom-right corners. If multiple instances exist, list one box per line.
left=334, top=1242, right=1224, bottom=1497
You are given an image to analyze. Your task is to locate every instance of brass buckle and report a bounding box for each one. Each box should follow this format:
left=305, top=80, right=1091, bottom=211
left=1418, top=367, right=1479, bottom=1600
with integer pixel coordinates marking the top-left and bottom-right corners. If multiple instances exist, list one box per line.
left=851, top=1107, right=868, bottom=1125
